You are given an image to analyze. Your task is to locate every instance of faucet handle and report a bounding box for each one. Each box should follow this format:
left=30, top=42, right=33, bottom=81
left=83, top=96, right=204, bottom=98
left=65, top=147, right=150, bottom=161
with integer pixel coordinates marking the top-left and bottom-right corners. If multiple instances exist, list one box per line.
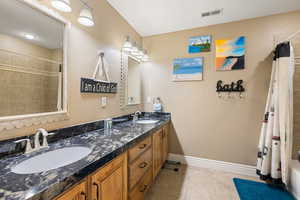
left=36, top=128, right=54, bottom=149
left=43, top=132, right=55, bottom=148
left=14, top=139, right=33, bottom=154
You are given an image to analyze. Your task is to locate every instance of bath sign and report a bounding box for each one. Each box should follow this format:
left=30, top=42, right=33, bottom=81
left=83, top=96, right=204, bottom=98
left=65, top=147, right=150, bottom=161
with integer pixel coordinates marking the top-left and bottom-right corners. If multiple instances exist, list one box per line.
left=80, top=78, right=117, bottom=94
left=216, top=80, right=245, bottom=92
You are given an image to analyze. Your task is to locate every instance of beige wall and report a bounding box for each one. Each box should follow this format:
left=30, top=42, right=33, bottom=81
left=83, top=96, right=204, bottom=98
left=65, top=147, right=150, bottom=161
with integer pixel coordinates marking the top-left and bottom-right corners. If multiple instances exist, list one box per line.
left=0, top=0, right=141, bottom=140
left=142, top=11, right=300, bottom=165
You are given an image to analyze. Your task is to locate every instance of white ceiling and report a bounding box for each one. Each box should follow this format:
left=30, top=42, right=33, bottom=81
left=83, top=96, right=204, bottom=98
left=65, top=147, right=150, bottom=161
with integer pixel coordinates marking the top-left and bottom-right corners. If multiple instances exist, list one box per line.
left=107, top=0, right=300, bottom=37
left=0, top=0, right=64, bottom=49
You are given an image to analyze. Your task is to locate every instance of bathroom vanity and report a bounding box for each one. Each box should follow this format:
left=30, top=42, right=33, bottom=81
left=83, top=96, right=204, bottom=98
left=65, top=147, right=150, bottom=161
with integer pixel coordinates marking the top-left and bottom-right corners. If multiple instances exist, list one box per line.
left=0, top=113, right=171, bottom=200
left=55, top=124, right=169, bottom=200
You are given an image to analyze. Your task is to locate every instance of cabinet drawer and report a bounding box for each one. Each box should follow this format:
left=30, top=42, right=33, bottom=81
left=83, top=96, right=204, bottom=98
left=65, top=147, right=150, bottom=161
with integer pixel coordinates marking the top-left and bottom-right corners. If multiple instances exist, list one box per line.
left=129, top=136, right=152, bottom=163
left=129, top=148, right=152, bottom=189
left=129, top=169, right=152, bottom=200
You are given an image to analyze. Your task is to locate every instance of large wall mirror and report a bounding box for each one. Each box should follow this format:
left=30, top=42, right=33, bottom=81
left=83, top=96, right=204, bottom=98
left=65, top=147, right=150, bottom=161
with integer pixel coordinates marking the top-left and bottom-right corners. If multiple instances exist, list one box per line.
left=120, top=54, right=142, bottom=108
left=127, top=57, right=141, bottom=105
left=0, top=0, right=69, bottom=131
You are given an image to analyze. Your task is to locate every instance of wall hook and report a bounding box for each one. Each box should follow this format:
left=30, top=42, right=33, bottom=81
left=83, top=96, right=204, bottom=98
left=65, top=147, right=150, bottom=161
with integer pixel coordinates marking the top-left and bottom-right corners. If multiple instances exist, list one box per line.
left=239, top=92, right=243, bottom=99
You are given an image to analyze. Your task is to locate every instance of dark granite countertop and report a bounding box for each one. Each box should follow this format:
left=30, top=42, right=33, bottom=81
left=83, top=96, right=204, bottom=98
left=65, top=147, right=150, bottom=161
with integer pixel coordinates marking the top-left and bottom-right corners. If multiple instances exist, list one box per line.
left=0, top=112, right=171, bottom=200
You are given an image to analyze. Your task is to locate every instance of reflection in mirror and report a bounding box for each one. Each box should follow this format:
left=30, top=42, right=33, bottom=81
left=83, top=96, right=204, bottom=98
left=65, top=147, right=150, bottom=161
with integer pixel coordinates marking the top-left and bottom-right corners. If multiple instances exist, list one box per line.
left=126, top=57, right=141, bottom=105
left=0, top=0, right=65, bottom=117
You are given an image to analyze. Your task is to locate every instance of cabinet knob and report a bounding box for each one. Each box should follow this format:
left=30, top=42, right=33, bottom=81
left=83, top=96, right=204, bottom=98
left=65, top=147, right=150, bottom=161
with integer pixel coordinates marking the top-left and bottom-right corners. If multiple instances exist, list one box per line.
left=139, top=143, right=147, bottom=149
left=139, top=161, right=148, bottom=168
left=139, top=185, right=148, bottom=193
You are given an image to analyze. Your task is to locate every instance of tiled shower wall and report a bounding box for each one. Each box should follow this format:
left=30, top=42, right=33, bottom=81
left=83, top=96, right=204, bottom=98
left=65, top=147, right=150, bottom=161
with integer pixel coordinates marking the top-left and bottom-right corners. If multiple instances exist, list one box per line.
left=0, top=34, right=61, bottom=117
left=0, top=71, right=59, bottom=116
left=293, top=37, right=300, bottom=159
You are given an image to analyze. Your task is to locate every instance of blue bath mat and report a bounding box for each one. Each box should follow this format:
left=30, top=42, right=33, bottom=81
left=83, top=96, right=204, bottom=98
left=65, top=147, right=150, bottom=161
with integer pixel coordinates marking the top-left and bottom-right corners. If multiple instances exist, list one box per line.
left=233, top=178, right=295, bottom=200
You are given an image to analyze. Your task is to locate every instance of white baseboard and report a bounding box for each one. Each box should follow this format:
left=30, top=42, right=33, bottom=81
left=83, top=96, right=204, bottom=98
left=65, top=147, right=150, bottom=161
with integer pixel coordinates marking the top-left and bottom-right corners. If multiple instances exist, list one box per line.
left=168, top=153, right=257, bottom=177
left=290, top=160, right=300, bottom=200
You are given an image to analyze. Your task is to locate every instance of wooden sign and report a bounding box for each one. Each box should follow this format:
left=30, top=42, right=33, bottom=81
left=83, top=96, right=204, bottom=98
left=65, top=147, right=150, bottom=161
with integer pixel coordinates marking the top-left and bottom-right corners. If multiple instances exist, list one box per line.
left=80, top=78, right=117, bottom=94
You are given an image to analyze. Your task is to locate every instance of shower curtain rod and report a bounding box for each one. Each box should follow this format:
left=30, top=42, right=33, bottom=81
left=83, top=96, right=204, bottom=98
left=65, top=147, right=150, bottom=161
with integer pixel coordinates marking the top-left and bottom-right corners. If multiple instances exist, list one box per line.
left=278, top=29, right=300, bottom=44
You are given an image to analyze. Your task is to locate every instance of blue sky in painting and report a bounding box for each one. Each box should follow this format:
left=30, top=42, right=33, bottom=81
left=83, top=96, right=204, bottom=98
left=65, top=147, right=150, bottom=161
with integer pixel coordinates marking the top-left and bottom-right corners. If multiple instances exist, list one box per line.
left=189, top=35, right=211, bottom=45
left=235, top=36, right=245, bottom=46
left=230, top=36, right=245, bottom=56
left=173, top=57, right=203, bottom=74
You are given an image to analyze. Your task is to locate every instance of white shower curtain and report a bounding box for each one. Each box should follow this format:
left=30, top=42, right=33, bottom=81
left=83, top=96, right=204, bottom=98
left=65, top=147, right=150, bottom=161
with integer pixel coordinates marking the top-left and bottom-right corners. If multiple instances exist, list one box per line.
left=257, top=42, right=294, bottom=185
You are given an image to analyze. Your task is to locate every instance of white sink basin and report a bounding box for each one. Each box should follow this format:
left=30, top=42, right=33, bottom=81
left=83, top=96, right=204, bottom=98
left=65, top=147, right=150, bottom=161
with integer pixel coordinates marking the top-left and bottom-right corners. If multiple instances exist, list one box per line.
left=136, top=120, right=159, bottom=124
left=11, top=146, right=92, bottom=174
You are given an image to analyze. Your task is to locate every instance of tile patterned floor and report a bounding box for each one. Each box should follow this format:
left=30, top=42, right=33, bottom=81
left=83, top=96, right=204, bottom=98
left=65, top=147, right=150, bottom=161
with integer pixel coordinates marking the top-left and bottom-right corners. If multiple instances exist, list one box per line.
left=145, top=165, right=260, bottom=200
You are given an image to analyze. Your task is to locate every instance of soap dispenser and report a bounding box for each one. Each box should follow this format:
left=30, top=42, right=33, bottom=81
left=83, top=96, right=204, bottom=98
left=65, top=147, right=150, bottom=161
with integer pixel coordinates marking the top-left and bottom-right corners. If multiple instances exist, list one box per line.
left=153, top=97, right=162, bottom=112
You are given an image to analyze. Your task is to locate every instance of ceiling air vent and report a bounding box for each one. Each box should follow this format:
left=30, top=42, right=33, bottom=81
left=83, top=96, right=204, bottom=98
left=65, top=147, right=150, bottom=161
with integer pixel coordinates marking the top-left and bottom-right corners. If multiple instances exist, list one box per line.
left=201, top=12, right=210, bottom=17
left=201, top=9, right=223, bottom=18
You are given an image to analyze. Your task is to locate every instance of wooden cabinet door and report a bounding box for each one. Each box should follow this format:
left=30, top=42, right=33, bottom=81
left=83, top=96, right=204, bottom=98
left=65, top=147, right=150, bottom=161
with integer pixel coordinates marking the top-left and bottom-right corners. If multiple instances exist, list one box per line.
left=90, top=153, right=128, bottom=200
left=55, top=181, right=87, bottom=200
left=152, top=129, right=163, bottom=179
left=162, top=123, right=169, bottom=164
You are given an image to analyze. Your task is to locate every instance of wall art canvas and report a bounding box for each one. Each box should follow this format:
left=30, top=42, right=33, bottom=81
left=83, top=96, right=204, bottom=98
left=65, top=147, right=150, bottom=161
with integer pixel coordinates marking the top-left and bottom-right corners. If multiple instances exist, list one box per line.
left=215, top=36, right=245, bottom=71
left=173, top=57, right=203, bottom=81
left=188, top=35, right=211, bottom=53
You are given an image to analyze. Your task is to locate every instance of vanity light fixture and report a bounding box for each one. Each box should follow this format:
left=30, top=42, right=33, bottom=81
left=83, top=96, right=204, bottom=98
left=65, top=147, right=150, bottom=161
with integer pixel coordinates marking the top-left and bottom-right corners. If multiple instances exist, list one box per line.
left=136, top=55, right=143, bottom=60
left=137, top=49, right=144, bottom=56
left=131, top=43, right=139, bottom=56
left=51, top=0, right=72, bottom=12
left=123, top=36, right=132, bottom=52
left=25, top=34, right=35, bottom=40
left=142, top=50, right=149, bottom=62
left=78, top=7, right=95, bottom=27
left=52, top=0, right=94, bottom=27
left=78, top=0, right=94, bottom=27
left=122, top=37, right=149, bottom=62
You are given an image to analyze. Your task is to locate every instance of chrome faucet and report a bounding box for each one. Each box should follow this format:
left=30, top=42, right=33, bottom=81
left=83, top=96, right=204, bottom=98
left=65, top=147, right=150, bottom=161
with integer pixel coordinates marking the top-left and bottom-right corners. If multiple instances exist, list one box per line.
left=14, top=128, right=54, bottom=154
left=132, top=111, right=142, bottom=123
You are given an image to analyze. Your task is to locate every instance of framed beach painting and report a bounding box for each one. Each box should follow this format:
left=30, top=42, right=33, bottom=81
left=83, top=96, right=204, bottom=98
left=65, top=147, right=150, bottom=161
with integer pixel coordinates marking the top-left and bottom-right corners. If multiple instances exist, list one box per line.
left=173, top=57, right=203, bottom=81
left=215, top=36, right=245, bottom=71
left=188, top=35, right=211, bottom=53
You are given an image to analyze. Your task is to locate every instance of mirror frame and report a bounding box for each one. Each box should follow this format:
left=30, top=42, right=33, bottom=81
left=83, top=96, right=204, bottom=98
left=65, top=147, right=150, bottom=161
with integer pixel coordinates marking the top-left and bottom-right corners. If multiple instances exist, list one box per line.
left=120, top=51, right=142, bottom=109
left=0, top=0, right=70, bottom=132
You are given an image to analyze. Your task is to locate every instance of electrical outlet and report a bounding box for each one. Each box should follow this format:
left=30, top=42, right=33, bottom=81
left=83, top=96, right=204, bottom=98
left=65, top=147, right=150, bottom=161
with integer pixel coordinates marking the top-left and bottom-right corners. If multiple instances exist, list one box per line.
left=101, top=97, right=107, bottom=107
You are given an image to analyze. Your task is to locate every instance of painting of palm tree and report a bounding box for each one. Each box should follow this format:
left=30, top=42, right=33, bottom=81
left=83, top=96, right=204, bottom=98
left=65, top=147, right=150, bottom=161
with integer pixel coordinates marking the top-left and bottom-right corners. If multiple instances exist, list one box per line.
left=173, top=57, right=203, bottom=81
left=189, top=35, right=211, bottom=53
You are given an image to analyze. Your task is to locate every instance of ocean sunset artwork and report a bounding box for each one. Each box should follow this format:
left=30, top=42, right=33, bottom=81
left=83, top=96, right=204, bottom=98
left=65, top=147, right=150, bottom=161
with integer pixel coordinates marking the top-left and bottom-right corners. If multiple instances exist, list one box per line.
left=173, top=57, right=203, bottom=81
left=215, top=36, right=245, bottom=71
